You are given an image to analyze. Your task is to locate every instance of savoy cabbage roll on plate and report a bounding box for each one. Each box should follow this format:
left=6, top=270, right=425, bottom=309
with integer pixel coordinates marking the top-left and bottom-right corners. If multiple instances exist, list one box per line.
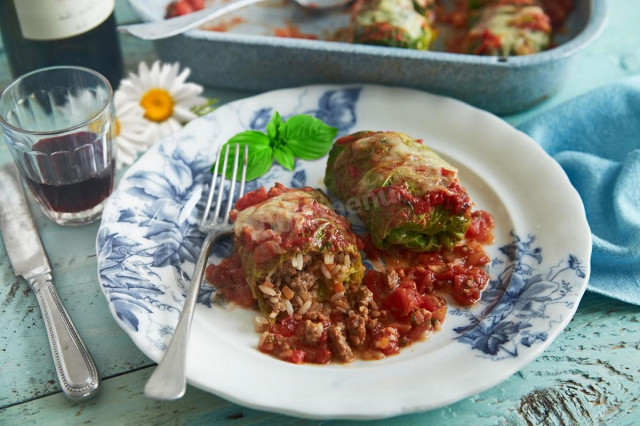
left=324, top=131, right=473, bottom=252
left=229, top=183, right=365, bottom=321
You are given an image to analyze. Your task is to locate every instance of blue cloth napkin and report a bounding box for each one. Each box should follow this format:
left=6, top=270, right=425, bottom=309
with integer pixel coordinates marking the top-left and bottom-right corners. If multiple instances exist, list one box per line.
left=517, top=75, right=640, bottom=305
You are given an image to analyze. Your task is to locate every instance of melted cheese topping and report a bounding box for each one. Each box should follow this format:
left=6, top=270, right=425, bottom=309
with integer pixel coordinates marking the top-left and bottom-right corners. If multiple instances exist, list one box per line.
left=353, top=132, right=457, bottom=196
left=233, top=190, right=309, bottom=238
left=473, top=5, right=550, bottom=55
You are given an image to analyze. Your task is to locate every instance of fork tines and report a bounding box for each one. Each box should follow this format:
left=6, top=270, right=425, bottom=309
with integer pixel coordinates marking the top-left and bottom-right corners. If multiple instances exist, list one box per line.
left=200, top=144, right=249, bottom=230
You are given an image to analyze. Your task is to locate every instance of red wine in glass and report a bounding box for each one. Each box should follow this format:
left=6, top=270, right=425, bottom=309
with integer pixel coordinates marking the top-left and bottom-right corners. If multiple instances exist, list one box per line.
left=24, top=131, right=115, bottom=213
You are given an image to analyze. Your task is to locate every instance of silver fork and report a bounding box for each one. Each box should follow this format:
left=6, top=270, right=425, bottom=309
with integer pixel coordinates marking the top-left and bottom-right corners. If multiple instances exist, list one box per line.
left=143, top=144, right=248, bottom=400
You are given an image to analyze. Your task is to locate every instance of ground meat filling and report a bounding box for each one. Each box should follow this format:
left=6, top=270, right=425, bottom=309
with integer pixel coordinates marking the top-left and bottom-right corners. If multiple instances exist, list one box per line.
left=255, top=272, right=442, bottom=364
left=255, top=251, right=354, bottom=320
left=256, top=254, right=318, bottom=319
left=329, top=323, right=355, bottom=362
left=254, top=234, right=491, bottom=364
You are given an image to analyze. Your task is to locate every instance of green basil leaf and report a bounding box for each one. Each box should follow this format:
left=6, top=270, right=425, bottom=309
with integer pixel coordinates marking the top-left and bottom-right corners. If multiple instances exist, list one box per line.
left=239, top=145, right=273, bottom=181
left=266, top=111, right=284, bottom=145
left=220, top=143, right=273, bottom=181
left=282, top=114, right=338, bottom=159
left=226, top=130, right=270, bottom=148
left=208, top=112, right=338, bottom=182
left=210, top=131, right=273, bottom=181
left=273, top=145, right=295, bottom=171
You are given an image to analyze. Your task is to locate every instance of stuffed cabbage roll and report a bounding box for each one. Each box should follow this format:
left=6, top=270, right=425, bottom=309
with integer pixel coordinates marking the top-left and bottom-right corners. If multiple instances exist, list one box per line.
left=463, top=1, right=552, bottom=55
left=468, top=0, right=573, bottom=29
left=230, top=183, right=365, bottom=320
left=324, top=131, right=472, bottom=252
left=351, top=0, right=436, bottom=50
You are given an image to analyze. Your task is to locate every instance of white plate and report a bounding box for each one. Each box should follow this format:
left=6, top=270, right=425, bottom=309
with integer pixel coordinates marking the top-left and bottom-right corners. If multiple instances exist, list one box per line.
left=96, top=84, right=591, bottom=419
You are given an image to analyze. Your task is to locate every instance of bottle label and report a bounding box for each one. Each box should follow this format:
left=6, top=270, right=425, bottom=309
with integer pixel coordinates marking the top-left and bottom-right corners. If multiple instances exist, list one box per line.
left=14, top=0, right=115, bottom=41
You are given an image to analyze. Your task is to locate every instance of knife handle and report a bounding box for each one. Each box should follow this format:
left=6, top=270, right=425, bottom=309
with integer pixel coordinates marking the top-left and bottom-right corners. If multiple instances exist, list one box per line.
left=28, top=273, right=100, bottom=401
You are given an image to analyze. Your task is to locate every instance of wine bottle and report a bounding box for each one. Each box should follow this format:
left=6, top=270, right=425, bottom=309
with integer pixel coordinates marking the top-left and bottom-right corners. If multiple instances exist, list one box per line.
left=0, top=0, right=123, bottom=88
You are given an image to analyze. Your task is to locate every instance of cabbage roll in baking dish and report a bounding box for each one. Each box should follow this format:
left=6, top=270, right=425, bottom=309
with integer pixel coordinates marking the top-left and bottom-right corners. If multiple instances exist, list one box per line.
left=468, top=0, right=573, bottom=29
left=350, top=0, right=436, bottom=50
left=325, top=131, right=472, bottom=252
left=463, top=0, right=552, bottom=55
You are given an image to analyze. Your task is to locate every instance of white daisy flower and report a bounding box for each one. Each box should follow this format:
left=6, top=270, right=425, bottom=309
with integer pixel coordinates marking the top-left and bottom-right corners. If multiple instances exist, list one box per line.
left=115, top=60, right=206, bottom=148
left=113, top=91, right=149, bottom=168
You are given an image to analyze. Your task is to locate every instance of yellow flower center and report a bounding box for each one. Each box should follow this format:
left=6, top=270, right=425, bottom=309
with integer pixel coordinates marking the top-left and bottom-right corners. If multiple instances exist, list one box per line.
left=114, top=118, right=121, bottom=136
left=140, top=88, right=174, bottom=122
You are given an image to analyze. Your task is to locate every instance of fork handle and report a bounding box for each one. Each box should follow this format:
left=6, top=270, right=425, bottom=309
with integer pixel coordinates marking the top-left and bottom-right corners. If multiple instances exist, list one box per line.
left=143, top=231, right=219, bottom=400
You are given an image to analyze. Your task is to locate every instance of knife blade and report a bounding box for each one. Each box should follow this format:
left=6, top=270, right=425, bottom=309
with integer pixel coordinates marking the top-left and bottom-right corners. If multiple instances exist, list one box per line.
left=0, top=162, right=100, bottom=401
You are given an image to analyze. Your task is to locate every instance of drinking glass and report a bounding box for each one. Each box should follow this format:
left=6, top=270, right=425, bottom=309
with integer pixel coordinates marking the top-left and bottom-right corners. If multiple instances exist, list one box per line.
left=0, top=66, right=117, bottom=226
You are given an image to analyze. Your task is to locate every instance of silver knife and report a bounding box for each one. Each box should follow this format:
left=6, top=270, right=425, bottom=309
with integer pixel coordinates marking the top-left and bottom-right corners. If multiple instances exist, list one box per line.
left=0, top=163, right=100, bottom=401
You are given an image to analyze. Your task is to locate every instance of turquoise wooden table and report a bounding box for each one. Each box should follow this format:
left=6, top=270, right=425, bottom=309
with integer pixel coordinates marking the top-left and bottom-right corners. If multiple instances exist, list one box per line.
left=1, top=1, right=639, bottom=424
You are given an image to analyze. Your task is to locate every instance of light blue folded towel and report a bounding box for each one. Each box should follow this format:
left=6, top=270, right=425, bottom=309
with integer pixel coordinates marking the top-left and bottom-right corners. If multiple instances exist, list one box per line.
left=518, top=75, right=640, bottom=305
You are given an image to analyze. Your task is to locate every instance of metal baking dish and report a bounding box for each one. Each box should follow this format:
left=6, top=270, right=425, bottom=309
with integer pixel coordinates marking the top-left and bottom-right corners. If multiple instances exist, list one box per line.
left=128, top=0, right=608, bottom=114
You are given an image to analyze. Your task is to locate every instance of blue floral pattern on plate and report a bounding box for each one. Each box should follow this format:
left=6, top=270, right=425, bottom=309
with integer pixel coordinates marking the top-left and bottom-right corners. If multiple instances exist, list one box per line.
left=451, top=234, right=586, bottom=359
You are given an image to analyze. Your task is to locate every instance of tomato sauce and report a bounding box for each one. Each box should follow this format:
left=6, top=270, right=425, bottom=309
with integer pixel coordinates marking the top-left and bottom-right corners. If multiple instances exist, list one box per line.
left=204, top=17, right=246, bottom=33
left=258, top=316, right=333, bottom=364
left=274, top=24, right=318, bottom=40
left=165, top=0, right=204, bottom=18
left=205, top=254, right=255, bottom=308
